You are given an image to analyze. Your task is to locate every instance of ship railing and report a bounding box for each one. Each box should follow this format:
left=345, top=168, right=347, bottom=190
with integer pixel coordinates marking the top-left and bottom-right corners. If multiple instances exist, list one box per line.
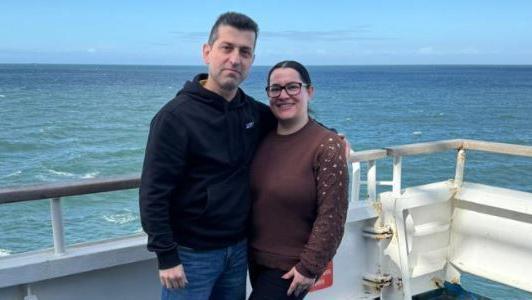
left=0, top=175, right=140, bottom=255
left=0, top=139, right=530, bottom=256
left=349, top=139, right=532, bottom=203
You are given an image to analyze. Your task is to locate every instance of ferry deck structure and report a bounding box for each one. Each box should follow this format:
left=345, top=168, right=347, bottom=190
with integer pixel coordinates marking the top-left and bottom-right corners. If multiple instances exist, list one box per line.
left=0, top=139, right=531, bottom=299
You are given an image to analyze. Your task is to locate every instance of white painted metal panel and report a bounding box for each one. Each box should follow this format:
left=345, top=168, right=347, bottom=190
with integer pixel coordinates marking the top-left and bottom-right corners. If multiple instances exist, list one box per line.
left=380, top=181, right=456, bottom=298
left=449, top=183, right=532, bottom=293
left=0, top=204, right=381, bottom=300
left=297, top=201, right=379, bottom=299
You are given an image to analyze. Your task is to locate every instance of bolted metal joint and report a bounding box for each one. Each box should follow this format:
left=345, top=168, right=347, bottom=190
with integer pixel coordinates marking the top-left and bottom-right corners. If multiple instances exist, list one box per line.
left=362, top=225, right=393, bottom=240
left=363, top=273, right=393, bottom=291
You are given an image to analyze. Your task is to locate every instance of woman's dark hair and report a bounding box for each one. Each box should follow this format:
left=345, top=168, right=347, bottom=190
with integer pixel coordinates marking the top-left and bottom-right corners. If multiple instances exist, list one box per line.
left=267, top=60, right=312, bottom=86
left=267, top=60, right=315, bottom=116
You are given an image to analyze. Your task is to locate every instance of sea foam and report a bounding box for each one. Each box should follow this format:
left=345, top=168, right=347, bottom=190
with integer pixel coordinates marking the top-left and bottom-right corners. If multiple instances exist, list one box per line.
left=81, top=172, right=99, bottom=179
left=0, top=170, right=22, bottom=178
left=48, top=169, right=76, bottom=177
left=0, top=249, right=12, bottom=257
left=103, top=211, right=137, bottom=225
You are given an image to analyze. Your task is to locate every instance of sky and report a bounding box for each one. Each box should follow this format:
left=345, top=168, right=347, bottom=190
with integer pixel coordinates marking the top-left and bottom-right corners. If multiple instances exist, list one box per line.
left=1, top=1, right=531, bottom=65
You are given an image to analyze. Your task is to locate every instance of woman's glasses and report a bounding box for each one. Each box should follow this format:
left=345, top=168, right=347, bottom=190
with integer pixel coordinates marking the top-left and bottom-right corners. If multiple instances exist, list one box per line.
left=265, top=82, right=309, bottom=98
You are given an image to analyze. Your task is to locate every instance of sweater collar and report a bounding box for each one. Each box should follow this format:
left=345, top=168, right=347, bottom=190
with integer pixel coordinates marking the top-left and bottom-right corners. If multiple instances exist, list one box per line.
left=273, top=118, right=315, bottom=139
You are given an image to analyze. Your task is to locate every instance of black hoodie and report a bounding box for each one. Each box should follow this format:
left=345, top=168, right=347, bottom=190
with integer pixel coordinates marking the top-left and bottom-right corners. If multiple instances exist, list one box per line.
left=140, top=74, right=275, bottom=269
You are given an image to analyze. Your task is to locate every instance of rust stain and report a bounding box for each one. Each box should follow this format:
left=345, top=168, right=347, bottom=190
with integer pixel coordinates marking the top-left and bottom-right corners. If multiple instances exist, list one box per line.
left=372, top=201, right=382, bottom=214
left=450, top=277, right=460, bottom=284
left=395, top=277, right=403, bottom=290
left=432, top=277, right=444, bottom=288
left=362, top=274, right=392, bottom=293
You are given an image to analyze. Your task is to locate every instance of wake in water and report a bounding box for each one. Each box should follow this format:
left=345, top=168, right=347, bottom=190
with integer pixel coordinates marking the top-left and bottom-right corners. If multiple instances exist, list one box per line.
left=0, top=170, right=22, bottom=179
left=37, top=169, right=100, bottom=180
left=48, top=169, right=76, bottom=177
left=81, top=172, right=99, bottom=179
left=103, top=210, right=138, bottom=225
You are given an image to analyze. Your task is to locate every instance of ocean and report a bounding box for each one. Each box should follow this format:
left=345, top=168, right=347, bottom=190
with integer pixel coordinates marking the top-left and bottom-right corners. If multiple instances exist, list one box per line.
left=1, top=64, right=531, bottom=298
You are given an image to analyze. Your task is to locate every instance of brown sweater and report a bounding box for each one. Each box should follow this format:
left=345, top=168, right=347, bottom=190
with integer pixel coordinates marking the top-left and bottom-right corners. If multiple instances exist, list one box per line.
left=249, top=119, right=349, bottom=278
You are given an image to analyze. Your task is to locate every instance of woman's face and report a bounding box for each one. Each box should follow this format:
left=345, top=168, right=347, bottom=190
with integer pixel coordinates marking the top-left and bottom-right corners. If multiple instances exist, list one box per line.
left=267, top=67, right=313, bottom=123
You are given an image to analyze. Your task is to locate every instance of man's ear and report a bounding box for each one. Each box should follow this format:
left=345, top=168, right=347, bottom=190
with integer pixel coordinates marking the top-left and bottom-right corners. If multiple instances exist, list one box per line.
left=202, top=43, right=211, bottom=64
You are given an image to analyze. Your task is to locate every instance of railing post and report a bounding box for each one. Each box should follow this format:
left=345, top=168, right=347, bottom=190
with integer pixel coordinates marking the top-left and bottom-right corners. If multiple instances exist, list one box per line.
left=392, top=156, right=402, bottom=196
left=367, top=160, right=377, bottom=201
left=351, top=162, right=361, bottom=202
left=50, top=197, right=65, bottom=255
left=25, top=284, right=38, bottom=300
left=454, top=149, right=466, bottom=187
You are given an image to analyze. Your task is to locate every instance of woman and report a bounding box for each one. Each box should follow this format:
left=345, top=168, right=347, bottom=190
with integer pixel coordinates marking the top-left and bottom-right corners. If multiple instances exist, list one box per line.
left=249, top=61, right=349, bottom=299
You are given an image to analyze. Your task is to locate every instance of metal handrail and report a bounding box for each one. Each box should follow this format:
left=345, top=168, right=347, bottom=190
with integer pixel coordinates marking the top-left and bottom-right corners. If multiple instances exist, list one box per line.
left=348, top=138, right=531, bottom=199
left=0, top=174, right=139, bottom=205
left=1, top=139, right=530, bottom=206
left=0, top=174, right=140, bottom=255
left=350, top=139, right=532, bottom=161
left=0, top=139, right=530, bottom=255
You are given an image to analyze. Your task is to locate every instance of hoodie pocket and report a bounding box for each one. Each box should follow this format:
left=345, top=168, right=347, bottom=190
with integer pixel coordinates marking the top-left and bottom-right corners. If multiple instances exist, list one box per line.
left=204, top=170, right=250, bottom=227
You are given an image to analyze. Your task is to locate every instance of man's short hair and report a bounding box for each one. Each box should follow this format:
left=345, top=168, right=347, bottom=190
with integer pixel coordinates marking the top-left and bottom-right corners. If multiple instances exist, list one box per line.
left=208, top=12, right=259, bottom=46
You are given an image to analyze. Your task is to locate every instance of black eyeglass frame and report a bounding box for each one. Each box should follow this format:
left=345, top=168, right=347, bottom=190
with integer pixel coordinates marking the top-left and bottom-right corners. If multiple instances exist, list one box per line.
left=265, top=82, right=310, bottom=98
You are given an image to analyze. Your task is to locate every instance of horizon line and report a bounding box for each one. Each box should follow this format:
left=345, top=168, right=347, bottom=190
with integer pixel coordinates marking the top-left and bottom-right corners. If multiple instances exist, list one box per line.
left=2, top=62, right=532, bottom=67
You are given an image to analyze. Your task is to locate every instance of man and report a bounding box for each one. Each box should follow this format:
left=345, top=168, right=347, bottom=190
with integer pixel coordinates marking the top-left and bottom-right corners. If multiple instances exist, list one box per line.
left=139, top=12, right=275, bottom=300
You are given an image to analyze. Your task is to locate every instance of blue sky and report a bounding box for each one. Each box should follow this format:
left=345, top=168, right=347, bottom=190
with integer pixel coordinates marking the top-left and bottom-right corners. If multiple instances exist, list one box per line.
left=1, top=1, right=531, bottom=65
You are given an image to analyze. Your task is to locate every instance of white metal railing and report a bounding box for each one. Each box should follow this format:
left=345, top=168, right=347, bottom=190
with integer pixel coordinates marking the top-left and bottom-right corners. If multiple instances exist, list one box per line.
left=348, top=139, right=531, bottom=299
left=50, top=197, right=65, bottom=255
left=1, top=139, right=531, bottom=256
left=349, top=139, right=532, bottom=203
left=0, top=175, right=139, bottom=255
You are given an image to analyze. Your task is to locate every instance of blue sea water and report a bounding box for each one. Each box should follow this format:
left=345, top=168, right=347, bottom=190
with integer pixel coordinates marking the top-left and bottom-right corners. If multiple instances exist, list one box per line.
left=1, top=64, right=531, bottom=298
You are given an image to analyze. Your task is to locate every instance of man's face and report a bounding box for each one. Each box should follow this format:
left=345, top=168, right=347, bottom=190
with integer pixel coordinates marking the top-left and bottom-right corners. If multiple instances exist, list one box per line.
left=202, top=25, right=255, bottom=98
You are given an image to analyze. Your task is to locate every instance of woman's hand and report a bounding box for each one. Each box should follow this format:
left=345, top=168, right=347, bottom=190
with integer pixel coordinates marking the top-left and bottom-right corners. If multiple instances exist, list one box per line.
left=282, top=267, right=316, bottom=297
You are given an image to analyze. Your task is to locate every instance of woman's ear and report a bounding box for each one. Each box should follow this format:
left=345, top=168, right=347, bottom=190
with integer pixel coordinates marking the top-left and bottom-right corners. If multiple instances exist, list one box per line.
left=307, top=85, right=315, bottom=100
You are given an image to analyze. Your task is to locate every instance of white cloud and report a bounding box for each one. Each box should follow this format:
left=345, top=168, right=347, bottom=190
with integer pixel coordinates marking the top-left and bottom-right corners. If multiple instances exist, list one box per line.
left=261, top=28, right=388, bottom=42
left=415, top=47, right=486, bottom=56
left=458, top=48, right=480, bottom=54
left=417, top=47, right=435, bottom=55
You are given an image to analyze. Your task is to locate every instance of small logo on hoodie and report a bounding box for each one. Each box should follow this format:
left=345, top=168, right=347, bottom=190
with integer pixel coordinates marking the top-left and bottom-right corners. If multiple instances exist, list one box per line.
left=245, top=121, right=255, bottom=129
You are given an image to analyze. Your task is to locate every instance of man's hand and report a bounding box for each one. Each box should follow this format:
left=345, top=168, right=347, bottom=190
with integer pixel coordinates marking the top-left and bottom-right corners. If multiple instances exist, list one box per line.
left=159, top=264, right=188, bottom=289
left=282, top=267, right=316, bottom=297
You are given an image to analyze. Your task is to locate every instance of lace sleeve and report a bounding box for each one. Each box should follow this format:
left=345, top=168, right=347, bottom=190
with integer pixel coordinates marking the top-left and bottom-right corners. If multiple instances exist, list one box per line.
left=295, top=135, right=349, bottom=278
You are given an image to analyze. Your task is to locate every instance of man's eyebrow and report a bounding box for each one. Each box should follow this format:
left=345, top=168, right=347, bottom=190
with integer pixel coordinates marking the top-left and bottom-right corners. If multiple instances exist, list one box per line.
left=217, top=41, right=253, bottom=52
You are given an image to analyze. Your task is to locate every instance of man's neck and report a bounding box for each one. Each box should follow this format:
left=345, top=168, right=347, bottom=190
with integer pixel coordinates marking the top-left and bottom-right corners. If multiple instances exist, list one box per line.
left=201, top=79, right=237, bottom=102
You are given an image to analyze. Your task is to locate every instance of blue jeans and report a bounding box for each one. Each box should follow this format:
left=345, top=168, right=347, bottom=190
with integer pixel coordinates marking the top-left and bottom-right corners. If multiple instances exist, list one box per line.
left=161, top=239, right=247, bottom=300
